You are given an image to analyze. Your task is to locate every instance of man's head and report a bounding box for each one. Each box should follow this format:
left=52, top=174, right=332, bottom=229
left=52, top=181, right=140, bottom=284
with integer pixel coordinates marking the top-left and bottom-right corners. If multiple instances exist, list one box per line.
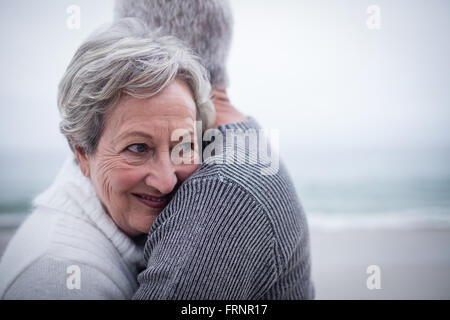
left=115, top=0, right=233, bottom=89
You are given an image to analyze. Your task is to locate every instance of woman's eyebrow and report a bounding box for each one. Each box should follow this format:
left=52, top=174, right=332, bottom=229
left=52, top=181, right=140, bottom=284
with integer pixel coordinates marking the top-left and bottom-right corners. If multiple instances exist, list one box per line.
left=113, top=131, right=153, bottom=143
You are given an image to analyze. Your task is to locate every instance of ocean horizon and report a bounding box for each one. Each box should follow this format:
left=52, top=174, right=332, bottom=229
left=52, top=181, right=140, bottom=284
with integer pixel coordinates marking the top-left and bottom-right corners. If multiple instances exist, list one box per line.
left=1, top=147, right=450, bottom=229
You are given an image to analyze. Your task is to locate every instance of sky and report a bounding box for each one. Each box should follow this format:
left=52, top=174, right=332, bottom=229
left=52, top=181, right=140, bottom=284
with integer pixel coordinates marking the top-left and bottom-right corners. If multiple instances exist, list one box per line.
left=0, top=0, right=449, bottom=180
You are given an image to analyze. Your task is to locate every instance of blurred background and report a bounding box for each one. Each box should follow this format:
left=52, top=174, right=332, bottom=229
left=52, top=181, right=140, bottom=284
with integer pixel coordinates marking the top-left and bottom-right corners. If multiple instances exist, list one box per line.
left=0, top=0, right=449, bottom=299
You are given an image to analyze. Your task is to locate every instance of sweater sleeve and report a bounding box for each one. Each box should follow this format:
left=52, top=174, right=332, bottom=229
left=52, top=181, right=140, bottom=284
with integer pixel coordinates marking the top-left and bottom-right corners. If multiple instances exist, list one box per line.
left=133, top=177, right=278, bottom=300
left=3, top=255, right=126, bottom=300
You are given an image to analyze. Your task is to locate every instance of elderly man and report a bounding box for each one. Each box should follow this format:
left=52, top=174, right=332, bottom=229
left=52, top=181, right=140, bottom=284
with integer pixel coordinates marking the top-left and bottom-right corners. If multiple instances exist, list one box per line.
left=115, top=0, right=315, bottom=299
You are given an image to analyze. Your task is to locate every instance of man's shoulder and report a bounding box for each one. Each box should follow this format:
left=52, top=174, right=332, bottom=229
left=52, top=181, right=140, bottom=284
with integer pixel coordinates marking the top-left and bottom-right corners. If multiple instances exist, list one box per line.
left=192, top=117, right=296, bottom=203
left=190, top=153, right=302, bottom=219
left=162, top=116, right=307, bottom=241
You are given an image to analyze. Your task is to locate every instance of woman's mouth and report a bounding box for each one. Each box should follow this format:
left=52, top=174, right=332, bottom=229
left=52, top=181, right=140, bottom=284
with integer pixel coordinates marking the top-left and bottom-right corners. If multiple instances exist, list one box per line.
left=132, top=193, right=170, bottom=209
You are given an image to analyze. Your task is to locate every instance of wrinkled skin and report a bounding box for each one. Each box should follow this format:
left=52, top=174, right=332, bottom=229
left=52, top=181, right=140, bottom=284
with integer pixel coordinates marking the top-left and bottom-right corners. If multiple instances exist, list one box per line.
left=75, top=79, right=199, bottom=237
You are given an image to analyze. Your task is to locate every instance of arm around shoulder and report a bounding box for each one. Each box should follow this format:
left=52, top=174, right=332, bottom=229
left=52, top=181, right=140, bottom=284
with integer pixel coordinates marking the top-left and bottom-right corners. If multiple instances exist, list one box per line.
left=133, top=177, right=278, bottom=300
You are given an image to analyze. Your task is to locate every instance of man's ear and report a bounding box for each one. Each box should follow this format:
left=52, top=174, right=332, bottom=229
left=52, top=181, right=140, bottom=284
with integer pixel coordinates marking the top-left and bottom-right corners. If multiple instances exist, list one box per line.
left=74, top=145, right=90, bottom=177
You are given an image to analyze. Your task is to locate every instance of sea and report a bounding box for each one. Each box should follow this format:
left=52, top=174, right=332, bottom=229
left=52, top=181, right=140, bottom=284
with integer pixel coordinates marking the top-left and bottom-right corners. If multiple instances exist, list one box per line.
left=1, top=147, right=449, bottom=230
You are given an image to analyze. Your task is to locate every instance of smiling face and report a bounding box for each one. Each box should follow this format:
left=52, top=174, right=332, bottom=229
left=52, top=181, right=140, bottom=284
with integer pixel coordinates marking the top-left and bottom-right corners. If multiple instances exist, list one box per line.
left=75, top=79, right=199, bottom=237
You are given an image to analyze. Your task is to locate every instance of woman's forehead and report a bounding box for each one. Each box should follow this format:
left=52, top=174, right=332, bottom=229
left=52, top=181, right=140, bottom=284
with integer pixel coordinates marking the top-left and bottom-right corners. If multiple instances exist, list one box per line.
left=104, top=103, right=196, bottom=145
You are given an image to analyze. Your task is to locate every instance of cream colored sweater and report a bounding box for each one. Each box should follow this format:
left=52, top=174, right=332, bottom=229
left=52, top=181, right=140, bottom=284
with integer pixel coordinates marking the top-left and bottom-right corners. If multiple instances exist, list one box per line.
left=0, top=156, right=145, bottom=299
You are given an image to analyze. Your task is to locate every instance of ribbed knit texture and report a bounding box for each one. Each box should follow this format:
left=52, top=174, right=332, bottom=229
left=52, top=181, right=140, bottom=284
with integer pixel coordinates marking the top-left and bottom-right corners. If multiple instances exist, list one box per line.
left=133, top=118, right=314, bottom=300
left=0, top=157, right=145, bottom=299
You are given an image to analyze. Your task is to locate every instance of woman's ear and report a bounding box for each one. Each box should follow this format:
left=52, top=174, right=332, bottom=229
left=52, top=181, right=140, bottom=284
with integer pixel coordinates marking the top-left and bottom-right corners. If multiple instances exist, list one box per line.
left=74, top=145, right=90, bottom=177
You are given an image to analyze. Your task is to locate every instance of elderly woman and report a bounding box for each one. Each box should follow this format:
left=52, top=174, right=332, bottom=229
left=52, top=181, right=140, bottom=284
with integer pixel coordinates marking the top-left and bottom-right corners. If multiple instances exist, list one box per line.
left=0, top=18, right=214, bottom=299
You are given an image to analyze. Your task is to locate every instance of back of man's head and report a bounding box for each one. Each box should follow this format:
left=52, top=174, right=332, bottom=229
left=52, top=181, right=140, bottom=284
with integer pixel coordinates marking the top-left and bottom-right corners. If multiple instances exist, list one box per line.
left=115, top=0, right=233, bottom=89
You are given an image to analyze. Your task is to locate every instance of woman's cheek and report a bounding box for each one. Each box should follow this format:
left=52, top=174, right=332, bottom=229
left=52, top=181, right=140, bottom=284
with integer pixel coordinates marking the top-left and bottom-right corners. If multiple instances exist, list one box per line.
left=109, top=166, right=146, bottom=193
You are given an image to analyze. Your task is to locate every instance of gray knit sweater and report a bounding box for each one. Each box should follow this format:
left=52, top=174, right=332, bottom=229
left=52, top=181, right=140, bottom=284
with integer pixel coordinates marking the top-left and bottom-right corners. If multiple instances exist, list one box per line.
left=133, top=118, right=314, bottom=300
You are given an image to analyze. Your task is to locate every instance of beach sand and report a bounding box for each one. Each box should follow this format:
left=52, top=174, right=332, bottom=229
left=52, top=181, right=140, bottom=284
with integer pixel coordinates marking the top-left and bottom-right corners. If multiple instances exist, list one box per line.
left=1, top=225, right=449, bottom=299
left=310, top=227, right=450, bottom=299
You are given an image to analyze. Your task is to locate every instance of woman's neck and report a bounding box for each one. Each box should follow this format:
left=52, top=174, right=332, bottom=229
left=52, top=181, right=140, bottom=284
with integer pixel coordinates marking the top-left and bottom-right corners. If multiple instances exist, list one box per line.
left=211, top=88, right=248, bottom=127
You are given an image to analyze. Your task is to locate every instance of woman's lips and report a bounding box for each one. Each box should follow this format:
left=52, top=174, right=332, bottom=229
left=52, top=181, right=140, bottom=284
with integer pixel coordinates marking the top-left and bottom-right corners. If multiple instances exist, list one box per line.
left=132, top=193, right=170, bottom=209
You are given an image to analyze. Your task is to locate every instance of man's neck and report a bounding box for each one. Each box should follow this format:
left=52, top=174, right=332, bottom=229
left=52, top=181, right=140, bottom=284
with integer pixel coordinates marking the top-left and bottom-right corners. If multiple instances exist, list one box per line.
left=211, top=88, right=248, bottom=127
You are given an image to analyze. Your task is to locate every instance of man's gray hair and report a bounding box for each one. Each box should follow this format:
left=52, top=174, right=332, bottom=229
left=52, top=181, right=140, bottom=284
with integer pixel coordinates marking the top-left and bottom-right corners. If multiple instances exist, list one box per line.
left=58, top=18, right=215, bottom=155
left=114, top=0, right=233, bottom=88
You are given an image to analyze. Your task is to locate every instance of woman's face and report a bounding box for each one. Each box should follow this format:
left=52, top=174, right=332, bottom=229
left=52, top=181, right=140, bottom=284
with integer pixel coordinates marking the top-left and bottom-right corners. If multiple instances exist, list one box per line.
left=75, top=79, right=200, bottom=237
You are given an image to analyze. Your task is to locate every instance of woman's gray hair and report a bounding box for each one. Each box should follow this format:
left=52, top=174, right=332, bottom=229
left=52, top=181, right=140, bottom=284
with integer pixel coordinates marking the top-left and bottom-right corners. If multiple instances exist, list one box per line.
left=58, top=18, right=215, bottom=155
left=114, top=0, right=233, bottom=88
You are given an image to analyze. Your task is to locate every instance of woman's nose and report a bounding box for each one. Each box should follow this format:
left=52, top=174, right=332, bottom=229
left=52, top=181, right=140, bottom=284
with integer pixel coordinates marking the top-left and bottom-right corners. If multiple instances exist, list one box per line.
left=144, top=152, right=178, bottom=195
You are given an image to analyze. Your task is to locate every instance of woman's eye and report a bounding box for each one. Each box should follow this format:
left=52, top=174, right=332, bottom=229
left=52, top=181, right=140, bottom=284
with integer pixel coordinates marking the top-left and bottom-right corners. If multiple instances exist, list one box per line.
left=181, top=142, right=194, bottom=152
left=126, top=144, right=148, bottom=154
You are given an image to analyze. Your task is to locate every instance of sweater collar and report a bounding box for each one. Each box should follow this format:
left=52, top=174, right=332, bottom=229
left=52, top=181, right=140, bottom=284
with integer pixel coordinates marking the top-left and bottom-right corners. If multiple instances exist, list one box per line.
left=33, top=155, right=144, bottom=268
